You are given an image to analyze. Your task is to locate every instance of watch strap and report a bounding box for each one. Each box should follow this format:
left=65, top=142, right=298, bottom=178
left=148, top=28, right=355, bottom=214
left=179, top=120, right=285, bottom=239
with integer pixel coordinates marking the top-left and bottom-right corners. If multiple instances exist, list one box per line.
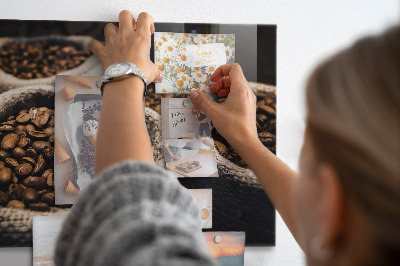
left=97, top=62, right=148, bottom=96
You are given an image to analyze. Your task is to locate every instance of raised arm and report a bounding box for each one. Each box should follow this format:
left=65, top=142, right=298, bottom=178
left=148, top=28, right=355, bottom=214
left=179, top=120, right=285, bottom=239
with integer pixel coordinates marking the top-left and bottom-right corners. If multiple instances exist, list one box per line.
left=189, top=64, right=299, bottom=242
left=90, top=11, right=162, bottom=175
left=55, top=11, right=216, bottom=266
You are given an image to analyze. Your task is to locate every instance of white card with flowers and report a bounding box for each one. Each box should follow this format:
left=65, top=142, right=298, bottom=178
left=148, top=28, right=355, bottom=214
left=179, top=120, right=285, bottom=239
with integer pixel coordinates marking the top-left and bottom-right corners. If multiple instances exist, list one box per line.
left=155, top=32, right=235, bottom=93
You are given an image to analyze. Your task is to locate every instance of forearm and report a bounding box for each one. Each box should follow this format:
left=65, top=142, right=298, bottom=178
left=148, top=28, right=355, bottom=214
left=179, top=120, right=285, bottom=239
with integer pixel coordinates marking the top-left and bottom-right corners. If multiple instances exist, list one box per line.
left=95, top=77, right=153, bottom=175
left=231, top=137, right=299, bottom=241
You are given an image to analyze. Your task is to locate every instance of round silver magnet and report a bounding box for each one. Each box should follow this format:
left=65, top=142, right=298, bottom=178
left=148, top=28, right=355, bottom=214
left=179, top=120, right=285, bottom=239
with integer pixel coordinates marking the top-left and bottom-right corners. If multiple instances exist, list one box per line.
left=183, top=98, right=192, bottom=107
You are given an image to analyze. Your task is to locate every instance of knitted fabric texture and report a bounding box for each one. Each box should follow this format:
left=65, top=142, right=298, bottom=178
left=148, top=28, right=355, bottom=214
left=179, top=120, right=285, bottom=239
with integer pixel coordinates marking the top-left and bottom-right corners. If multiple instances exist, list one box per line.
left=54, top=160, right=216, bottom=266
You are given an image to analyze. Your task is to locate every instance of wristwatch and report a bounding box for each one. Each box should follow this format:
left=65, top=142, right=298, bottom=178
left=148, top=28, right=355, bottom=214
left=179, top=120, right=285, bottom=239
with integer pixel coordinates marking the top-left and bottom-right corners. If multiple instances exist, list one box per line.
left=96, top=62, right=148, bottom=96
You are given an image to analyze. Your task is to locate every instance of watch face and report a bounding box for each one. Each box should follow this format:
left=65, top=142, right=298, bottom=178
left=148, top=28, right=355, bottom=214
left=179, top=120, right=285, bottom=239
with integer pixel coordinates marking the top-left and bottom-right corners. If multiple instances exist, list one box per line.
left=106, top=62, right=131, bottom=77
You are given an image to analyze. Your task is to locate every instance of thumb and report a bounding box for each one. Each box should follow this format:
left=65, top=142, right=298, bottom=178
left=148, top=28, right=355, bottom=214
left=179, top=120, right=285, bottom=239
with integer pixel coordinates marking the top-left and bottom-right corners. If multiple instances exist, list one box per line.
left=189, top=90, right=217, bottom=116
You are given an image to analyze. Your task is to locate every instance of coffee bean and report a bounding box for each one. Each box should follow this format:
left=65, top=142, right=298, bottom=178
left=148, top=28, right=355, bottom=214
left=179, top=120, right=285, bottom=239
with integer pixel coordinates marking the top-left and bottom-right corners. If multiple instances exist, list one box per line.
left=16, top=163, right=33, bottom=176
left=18, top=137, right=30, bottom=148
left=0, top=161, right=4, bottom=170
left=21, top=157, right=36, bottom=166
left=38, top=107, right=49, bottom=113
left=12, top=147, right=27, bottom=161
left=15, top=131, right=27, bottom=138
left=1, top=133, right=19, bottom=151
left=258, top=132, right=276, bottom=146
left=42, top=169, right=53, bottom=186
left=23, top=176, right=46, bottom=190
left=43, top=146, right=54, bottom=161
left=41, top=192, right=55, bottom=206
left=15, top=125, right=26, bottom=134
left=256, top=114, right=268, bottom=125
left=47, top=116, right=55, bottom=127
left=258, top=132, right=275, bottom=139
left=2, top=120, right=17, bottom=127
left=7, top=183, right=26, bottom=200
left=25, top=124, right=35, bottom=133
left=0, top=167, right=12, bottom=186
left=5, top=158, right=19, bottom=168
left=18, top=110, right=28, bottom=115
left=29, top=202, right=49, bottom=212
left=43, top=127, right=54, bottom=136
left=12, top=174, right=18, bottom=184
left=214, top=141, right=228, bottom=156
left=29, top=130, right=48, bottom=140
left=30, top=119, right=42, bottom=129
left=265, top=119, right=276, bottom=132
left=7, top=200, right=25, bottom=209
left=7, top=115, right=15, bottom=121
left=26, top=149, right=37, bottom=160
left=0, top=150, right=10, bottom=160
left=32, top=141, right=51, bottom=153
left=37, top=189, right=50, bottom=198
left=22, top=188, right=39, bottom=204
left=257, top=103, right=276, bottom=117
left=0, top=191, right=9, bottom=206
left=36, top=112, right=50, bottom=126
left=32, top=154, right=46, bottom=175
left=28, top=107, right=38, bottom=120
left=48, top=135, right=55, bottom=144
left=0, top=124, right=14, bottom=132
left=16, top=113, right=31, bottom=123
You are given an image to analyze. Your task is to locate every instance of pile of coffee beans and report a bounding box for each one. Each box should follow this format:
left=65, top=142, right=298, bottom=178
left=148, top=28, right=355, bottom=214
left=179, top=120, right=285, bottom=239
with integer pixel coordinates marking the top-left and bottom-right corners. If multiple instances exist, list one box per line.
left=0, top=106, right=56, bottom=211
left=145, top=85, right=276, bottom=168
left=0, top=39, right=90, bottom=79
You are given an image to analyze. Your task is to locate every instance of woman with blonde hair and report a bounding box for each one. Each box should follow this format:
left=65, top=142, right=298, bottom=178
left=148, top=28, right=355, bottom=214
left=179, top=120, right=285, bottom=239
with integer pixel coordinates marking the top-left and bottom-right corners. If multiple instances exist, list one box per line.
left=55, top=10, right=400, bottom=266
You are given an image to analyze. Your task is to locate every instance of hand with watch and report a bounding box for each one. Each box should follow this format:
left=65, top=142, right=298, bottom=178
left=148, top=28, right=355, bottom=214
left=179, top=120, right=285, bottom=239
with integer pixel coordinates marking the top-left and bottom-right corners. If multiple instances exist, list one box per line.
left=91, top=11, right=163, bottom=97
left=96, top=62, right=149, bottom=96
left=90, top=10, right=163, bottom=174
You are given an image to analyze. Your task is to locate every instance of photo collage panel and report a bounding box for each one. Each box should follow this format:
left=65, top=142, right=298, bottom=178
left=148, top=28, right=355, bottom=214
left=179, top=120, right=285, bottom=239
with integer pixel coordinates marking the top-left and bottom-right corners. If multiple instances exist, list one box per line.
left=0, top=19, right=276, bottom=248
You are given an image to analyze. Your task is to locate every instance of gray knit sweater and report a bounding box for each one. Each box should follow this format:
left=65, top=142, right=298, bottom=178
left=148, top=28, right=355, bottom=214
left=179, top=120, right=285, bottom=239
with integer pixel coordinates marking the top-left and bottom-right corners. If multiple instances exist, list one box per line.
left=54, top=160, right=217, bottom=266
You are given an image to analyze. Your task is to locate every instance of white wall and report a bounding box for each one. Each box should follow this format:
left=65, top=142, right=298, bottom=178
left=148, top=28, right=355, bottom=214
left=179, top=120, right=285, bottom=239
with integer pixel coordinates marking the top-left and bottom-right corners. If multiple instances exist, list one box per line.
left=0, top=1, right=398, bottom=265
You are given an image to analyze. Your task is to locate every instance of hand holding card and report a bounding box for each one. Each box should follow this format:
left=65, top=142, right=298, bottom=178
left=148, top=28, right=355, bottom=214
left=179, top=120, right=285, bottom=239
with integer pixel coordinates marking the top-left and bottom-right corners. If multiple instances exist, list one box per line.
left=190, top=63, right=259, bottom=149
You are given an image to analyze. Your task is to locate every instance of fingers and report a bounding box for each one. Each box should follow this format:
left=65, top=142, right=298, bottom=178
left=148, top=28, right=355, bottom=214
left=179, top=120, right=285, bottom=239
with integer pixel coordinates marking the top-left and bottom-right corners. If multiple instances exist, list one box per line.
left=136, top=12, right=154, bottom=37
left=104, top=23, right=118, bottom=45
left=118, top=10, right=135, bottom=35
left=209, top=76, right=231, bottom=93
left=89, top=40, right=104, bottom=60
left=217, top=88, right=230, bottom=97
left=189, top=90, right=218, bottom=118
left=210, top=63, right=244, bottom=83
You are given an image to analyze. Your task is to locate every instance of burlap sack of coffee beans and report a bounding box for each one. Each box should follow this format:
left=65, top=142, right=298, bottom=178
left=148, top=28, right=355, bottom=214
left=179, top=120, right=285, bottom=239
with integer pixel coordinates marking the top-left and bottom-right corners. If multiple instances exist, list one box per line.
left=0, top=85, right=71, bottom=246
left=0, top=36, right=103, bottom=92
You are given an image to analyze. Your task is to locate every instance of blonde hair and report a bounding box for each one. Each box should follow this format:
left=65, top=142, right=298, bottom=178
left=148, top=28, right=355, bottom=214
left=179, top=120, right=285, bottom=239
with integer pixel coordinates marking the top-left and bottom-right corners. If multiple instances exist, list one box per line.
left=305, top=25, right=400, bottom=264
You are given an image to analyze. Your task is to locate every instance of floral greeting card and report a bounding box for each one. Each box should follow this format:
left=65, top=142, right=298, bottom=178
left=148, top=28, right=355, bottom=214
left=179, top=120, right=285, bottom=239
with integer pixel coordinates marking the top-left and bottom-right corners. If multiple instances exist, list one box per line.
left=155, top=32, right=235, bottom=93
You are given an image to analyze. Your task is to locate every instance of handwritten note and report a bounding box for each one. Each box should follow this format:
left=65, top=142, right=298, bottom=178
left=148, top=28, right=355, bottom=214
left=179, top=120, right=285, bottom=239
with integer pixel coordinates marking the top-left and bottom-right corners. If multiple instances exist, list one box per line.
left=161, top=98, right=213, bottom=139
left=184, top=43, right=226, bottom=67
left=171, top=111, right=186, bottom=128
